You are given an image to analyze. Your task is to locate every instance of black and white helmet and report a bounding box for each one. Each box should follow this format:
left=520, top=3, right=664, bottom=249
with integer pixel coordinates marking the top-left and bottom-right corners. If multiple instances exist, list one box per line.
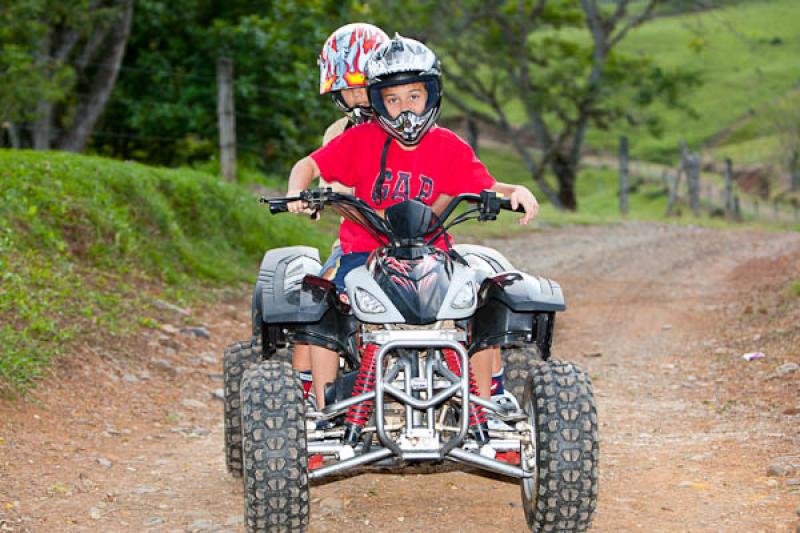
left=366, top=35, right=442, bottom=146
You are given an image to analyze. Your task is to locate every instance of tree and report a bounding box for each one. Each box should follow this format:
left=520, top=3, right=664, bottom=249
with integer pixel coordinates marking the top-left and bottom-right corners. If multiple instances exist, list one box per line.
left=96, top=0, right=347, bottom=172
left=0, top=0, right=73, bottom=146
left=1, top=0, right=134, bottom=151
left=367, top=0, right=699, bottom=210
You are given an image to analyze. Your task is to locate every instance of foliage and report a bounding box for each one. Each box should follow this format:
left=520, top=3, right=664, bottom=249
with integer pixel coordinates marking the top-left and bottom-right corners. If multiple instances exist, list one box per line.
left=0, top=149, right=332, bottom=394
left=363, top=0, right=699, bottom=211
left=0, top=0, right=136, bottom=151
left=96, top=0, right=347, bottom=173
left=452, top=143, right=800, bottom=240
left=0, top=0, right=74, bottom=126
left=586, top=0, right=800, bottom=162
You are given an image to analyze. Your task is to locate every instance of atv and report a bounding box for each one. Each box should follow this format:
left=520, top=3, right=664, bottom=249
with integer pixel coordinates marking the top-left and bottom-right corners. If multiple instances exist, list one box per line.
left=223, top=189, right=598, bottom=532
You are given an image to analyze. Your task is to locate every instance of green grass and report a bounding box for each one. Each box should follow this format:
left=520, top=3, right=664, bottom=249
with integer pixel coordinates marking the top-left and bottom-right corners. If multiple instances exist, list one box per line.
left=0, top=150, right=331, bottom=395
left=792, top=280, right=800, bottom=297
left=451, top=144, right=800, bottom=241
left=443, top=0, right=800, bottom=164
left=600, top=0, right=800, bottom=162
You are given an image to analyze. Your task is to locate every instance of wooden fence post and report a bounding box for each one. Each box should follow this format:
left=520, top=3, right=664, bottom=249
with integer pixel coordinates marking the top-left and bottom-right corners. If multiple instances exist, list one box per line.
left=619, top=136, right=629, bottom=215
left=723, top=158, right=735, bottom=219
left=666, top=169, right=681, bottom=216
left=680, top=140, right=701, bottom=216
left=216, top=57, right=237, bottom=182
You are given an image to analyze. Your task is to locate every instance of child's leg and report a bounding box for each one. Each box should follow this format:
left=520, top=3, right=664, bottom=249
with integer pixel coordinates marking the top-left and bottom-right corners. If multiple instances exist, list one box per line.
left=492, top=349, right=502, bottom=374
left=297, top=245, right=347, bottom=408
left=310, top=346, right=338, bottom=409
left=491, top=349, right=504, bottom=396
left=293, top=344, right=311, bottom=371
left=470, top=347, right=498, bottom=399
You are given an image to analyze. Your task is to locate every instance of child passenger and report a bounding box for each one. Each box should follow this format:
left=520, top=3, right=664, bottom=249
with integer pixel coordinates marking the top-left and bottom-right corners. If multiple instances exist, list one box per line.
left=292, top=23, right=389, bottom=408
left=286, top=35, right=539, bottom=404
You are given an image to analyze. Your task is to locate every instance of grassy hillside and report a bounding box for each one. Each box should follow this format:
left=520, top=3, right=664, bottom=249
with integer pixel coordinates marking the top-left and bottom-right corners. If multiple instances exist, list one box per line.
left=0, top=150, right=331, bottom=394
left=455, top=144, right=800, bottom=239
left=443, top=0, right=800, bottom=164
left=598, top=0, right=800, bottom=162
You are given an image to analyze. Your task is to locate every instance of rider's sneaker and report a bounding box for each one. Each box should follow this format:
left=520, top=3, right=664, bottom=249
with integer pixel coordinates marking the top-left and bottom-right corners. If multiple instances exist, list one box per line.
left=490, top=367, right=505, bottom=396
left=299, top=370, right=313, bottom=398
left=495, top=451, right=521, bottom=465
left=487, top=390, right=520, bottom=431
left=308, top=454, right=325, bottom=470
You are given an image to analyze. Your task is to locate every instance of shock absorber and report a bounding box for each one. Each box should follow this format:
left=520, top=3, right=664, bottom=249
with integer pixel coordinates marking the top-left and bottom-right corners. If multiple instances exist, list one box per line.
left=442, top=349, right=489, bottom=445
left=343, top=343, right=379, bottom=447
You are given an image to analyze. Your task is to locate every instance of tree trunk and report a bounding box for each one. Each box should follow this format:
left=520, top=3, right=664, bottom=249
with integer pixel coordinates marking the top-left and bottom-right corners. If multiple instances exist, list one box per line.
left=31, top=100, right=54, bottom=150
left=31, top=32, right=53, bottom=150
left=3, top=121, right=20, bottom=148
left=551, top=153, right=578, bottom=211
left=217, top=57, right=237, bottom=182
left=57, top=0, right=134, bottom=152
left=465, top=117, right=479, bottom=154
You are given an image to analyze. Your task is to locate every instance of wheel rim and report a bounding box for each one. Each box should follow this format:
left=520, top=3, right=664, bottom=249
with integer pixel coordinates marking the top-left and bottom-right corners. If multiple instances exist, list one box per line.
left=520, top=394, right=538, bottom=506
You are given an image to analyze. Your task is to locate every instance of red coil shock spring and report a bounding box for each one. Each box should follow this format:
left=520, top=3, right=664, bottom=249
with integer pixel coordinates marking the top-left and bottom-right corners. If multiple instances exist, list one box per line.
left=344, top=344, right=379, bottom=429
left=442, top=349, right=487, bottom=427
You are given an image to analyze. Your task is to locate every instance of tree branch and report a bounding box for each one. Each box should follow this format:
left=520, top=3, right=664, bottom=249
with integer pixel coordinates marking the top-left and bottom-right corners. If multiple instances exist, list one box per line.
left=58, top=0, right=134, bottom=152
left=609, top=0, right=660, bottom=48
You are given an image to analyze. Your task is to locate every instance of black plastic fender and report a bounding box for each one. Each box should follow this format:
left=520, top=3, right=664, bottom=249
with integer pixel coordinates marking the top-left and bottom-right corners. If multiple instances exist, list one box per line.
left=477, top=272, right=565, bottom=313
left=470, top=272, right=565, bottom=356
left=252, top=246, right=321, bottom=328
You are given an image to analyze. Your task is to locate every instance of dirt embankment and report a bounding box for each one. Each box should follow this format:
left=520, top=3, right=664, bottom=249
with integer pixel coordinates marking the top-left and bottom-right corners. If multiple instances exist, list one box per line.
left=1, top=222, right=799, bottom=532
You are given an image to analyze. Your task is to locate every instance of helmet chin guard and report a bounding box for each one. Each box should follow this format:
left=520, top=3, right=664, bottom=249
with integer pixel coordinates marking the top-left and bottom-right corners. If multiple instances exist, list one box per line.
left=376, top=106, right=441, bottom=146
left=332, top=92, right=374, bottom=125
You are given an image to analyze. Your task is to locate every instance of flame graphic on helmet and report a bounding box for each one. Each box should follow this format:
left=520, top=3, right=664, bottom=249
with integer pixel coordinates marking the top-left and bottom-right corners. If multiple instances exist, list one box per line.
left=319, top=24, right=388, bottom=95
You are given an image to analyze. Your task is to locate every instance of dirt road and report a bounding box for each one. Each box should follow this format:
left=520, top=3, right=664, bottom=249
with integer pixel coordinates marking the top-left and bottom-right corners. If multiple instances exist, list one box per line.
left=2, top=222, right=799, bottom=532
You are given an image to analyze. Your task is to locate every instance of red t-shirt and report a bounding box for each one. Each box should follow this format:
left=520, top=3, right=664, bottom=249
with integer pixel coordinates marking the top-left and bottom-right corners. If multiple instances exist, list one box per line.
left=310, top=122, right=496, bottom=253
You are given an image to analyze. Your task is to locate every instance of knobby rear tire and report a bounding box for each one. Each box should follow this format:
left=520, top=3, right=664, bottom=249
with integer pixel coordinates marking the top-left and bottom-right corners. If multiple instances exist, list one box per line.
left=503, top=345, right=544, bottom=405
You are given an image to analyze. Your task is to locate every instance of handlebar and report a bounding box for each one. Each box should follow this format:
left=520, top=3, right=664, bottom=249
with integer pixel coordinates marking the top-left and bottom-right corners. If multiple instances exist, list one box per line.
left=260, top=188, right=525, bottom=247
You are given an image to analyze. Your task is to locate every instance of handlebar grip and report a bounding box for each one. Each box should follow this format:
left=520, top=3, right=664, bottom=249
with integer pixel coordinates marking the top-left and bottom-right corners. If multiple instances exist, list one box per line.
left=268, top=202, right=289, bottom=214
left=499, top=198, right=526, bottom=213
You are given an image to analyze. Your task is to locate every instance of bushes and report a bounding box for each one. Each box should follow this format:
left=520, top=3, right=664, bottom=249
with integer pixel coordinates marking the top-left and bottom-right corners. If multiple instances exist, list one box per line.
left=0, top=150, right=331, bottom=394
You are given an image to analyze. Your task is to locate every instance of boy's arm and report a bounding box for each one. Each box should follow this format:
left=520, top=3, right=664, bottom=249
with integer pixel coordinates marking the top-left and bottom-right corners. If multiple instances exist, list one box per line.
left=489, top=181, right=539, bottom=225
left=286, top=157, right=321, bottom=214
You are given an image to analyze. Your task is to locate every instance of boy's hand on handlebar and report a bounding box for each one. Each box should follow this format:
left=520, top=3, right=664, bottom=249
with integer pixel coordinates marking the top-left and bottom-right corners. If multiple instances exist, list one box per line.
left=510, top=186, right=539, bottom=224
left=286, top=189, right=317, bottom=217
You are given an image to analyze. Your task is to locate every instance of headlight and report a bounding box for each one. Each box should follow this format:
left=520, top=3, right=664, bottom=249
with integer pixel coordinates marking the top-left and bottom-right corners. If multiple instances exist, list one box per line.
left=450, top=281, right=475, bottom=309
left=355, top=288, right=386, bottom=314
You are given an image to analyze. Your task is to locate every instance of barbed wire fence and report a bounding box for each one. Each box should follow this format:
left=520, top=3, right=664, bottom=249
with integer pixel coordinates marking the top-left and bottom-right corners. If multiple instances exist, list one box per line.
left=616, top=136, right=800, bottom=225
left=0, top=54, right=305, bottom=165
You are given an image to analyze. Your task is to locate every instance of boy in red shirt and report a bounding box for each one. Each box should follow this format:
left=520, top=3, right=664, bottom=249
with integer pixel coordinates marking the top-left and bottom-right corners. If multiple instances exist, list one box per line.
left=287, top=35, right=538, bottom=403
